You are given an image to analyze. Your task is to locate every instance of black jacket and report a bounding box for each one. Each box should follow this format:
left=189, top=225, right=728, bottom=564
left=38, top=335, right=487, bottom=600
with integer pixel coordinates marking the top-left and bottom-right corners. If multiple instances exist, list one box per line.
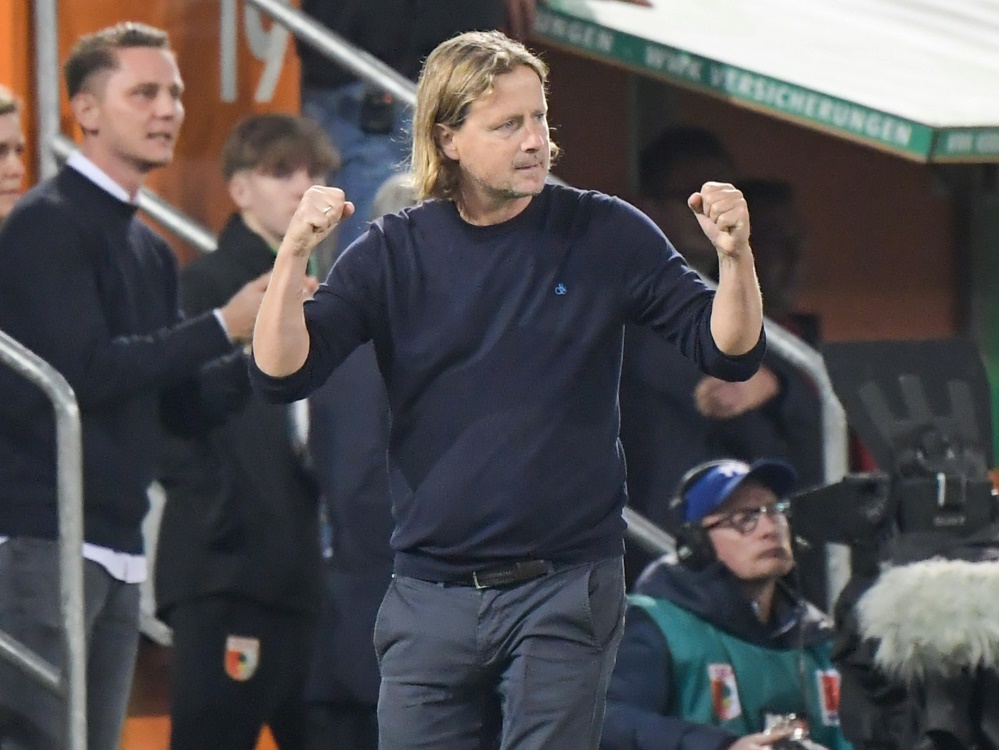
left=299, top=0, right=507, bottom=89
left=156, top=215, right=322, bottom=618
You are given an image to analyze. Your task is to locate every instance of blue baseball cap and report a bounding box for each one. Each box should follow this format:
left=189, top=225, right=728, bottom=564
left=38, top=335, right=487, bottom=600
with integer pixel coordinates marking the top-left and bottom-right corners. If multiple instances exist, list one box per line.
left=682, top=459, right=798, bottom=524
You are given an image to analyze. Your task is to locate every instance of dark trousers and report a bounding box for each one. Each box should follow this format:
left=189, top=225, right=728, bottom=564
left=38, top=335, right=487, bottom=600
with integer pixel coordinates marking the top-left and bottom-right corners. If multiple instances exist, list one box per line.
left=168, top=595, right=315, bottom=750
left=0, top=537, right=141, bottom=750
left=305, top=702, right=378, bottom=750
left=375, top=557, right=626, bottom=750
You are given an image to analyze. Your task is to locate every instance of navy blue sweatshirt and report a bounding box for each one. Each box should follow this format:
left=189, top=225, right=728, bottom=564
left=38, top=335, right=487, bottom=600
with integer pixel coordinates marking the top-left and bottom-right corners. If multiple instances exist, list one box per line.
left=251, top=185, right=765, bottom=579
left=0, top=167, right=237, bottom=553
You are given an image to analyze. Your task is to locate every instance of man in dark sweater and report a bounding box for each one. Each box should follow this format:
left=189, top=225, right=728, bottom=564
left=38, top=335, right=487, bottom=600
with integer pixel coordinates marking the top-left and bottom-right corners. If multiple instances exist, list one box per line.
left=0, top=23, right=265, bottom=750
left=155, top=114, right=339, bottom=750
left=252, top=31, right=767, bottom=750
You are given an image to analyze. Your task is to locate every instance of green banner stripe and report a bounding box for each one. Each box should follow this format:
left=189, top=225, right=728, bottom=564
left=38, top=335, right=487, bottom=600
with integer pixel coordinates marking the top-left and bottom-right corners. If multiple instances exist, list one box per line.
left=536, top=7, right=942, bottom=160
left=933, top=128, right=999, bottom=161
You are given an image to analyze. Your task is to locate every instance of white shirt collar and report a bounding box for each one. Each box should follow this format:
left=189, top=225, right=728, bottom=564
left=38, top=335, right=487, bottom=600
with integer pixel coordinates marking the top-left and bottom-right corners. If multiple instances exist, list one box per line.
left=66, top=150, right=138, bottom=205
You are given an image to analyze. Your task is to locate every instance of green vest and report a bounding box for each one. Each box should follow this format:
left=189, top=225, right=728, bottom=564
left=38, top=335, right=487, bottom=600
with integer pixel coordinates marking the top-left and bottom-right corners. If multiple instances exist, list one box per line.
left=630, top=594, right=852, bottom=750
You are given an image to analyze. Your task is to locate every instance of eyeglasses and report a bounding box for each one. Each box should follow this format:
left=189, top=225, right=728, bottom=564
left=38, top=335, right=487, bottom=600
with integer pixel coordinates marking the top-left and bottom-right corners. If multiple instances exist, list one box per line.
left=702, top=500, right=791, bottom=536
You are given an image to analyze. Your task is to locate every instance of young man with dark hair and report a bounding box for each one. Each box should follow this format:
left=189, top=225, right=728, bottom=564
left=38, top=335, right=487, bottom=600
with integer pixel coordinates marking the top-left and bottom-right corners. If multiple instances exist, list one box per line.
left=0, top=22, right=265, bottom=750
left=252, top=30, right=766, bottom=750
left=601, top=459, right=850, bottom=750
left=156, top=113, right=339, bottom=750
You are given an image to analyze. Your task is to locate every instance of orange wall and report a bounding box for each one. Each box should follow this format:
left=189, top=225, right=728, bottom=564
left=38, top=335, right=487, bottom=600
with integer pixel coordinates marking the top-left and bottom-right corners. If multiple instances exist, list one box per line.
left=538, top=43, right=957, bottom=343
left=10, top=0, right=302, bottom=262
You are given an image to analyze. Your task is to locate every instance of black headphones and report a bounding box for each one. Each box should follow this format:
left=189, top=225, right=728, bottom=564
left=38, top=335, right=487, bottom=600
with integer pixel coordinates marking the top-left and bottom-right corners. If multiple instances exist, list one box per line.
left=668, top=459, right=732, bottom=571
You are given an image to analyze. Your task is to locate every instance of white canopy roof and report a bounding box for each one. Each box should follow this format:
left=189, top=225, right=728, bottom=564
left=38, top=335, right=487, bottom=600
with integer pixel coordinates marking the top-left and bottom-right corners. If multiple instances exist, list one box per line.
left=536, top=0, right=999, bottom=162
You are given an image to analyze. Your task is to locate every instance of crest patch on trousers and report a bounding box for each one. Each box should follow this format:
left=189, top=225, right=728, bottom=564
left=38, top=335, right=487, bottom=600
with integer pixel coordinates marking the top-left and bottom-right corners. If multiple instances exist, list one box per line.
left=816, top=669, right=841, bottom=725
left=708, top=663, right=742, bottom=721
left=224, top=635, right=259, bottom=682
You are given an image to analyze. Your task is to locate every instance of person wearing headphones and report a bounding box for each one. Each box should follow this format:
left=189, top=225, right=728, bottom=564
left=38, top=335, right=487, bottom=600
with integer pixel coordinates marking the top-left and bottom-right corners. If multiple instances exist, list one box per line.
left=601, top=458, right=852, bottom=750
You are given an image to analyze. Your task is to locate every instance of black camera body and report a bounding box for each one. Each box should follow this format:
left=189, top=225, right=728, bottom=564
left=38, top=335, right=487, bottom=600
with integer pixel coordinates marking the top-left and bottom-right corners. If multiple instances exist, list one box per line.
left=792, top=338, right=998, bottom=555
left=805, top=339, right=999, bottom=750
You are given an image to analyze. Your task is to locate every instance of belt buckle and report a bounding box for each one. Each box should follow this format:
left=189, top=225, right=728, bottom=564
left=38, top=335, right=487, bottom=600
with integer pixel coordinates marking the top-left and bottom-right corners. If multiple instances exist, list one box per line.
left=471, top=560, right=550, bottom=589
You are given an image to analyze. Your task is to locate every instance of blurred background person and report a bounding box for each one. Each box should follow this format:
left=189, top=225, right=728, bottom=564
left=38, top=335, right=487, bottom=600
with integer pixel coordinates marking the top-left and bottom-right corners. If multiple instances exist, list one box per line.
left=737, top=178, right=816, bottom=343
left=602, top=458, right=850, bottom=750
left=155, top=113, right=339, bottom=750
left=0, top=86, right=26, bottom=223
left=635, top=126, right=739, bottom=279
left=619, top=127, right=823, bottom=594
left=303, top=172, right=416, bottom=750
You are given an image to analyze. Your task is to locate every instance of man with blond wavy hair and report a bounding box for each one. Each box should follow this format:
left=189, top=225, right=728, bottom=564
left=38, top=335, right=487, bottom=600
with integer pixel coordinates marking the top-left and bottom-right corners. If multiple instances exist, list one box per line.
left=250, top=30, right=767, bottom=750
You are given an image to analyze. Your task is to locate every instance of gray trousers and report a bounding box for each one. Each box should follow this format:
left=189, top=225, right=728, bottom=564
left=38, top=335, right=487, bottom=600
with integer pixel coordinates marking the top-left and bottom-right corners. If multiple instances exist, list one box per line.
left=374, top=557, right=625, bottom=750
left=0, top=537, right=141, bottom=750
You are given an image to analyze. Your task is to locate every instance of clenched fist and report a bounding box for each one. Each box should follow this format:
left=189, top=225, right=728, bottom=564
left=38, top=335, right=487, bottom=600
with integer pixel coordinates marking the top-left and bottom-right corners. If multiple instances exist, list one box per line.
left=688, top=182, right=751, bottom=258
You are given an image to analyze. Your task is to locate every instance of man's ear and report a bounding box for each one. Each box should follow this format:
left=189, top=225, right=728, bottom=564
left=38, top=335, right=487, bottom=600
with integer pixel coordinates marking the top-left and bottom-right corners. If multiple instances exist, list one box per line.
left=228, top=172, right=251, bottom=210
left=71, top=92, right=100, bottom=135
left=435, top=123, right=459, bottom=161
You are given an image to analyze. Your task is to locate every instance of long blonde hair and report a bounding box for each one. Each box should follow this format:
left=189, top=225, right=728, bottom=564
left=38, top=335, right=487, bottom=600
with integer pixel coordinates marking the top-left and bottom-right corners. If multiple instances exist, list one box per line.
left=411, top=30, right=559, bottom=202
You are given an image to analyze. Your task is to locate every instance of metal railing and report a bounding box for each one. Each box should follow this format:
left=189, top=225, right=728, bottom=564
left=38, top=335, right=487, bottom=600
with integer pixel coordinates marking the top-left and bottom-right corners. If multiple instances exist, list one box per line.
left=33, top=0, right=60, bottom=180
left=0, top=330, right=87, bottom=750
left=245, top=0, right=417, bottom=107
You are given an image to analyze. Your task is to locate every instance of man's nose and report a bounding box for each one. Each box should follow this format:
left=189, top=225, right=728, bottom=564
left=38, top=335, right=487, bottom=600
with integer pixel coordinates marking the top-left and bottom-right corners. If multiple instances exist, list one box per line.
left=1, top=151, right=25, bottom=179
left=156, top=92, right=181, bottom=118
left=522, top=121, right=544, bottom=151
left=754, top=508, right=782, bottom=536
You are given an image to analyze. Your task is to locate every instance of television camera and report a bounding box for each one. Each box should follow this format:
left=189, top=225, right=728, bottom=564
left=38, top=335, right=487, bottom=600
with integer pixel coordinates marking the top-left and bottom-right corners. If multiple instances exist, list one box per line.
left=789, top=338, right=999, bottom=750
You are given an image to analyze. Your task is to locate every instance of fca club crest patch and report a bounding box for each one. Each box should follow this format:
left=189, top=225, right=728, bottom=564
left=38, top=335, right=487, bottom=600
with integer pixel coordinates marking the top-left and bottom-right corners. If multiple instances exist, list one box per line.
left=815, top=669, right=841, bottom=726
left=224, top=635, right=260, bottom=682
left=708, top=663, right=742, bottom=721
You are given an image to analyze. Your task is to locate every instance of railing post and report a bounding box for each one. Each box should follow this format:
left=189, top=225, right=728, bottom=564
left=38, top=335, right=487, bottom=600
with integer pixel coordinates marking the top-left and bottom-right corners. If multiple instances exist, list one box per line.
left=0, top=330, right=87, bottom=750
left=33, top=0, right=61, bottom=180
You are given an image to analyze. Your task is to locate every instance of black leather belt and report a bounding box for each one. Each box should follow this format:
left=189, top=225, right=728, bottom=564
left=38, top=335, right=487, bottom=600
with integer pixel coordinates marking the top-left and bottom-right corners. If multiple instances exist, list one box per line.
left=450, top=559, right=555, bottom=589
